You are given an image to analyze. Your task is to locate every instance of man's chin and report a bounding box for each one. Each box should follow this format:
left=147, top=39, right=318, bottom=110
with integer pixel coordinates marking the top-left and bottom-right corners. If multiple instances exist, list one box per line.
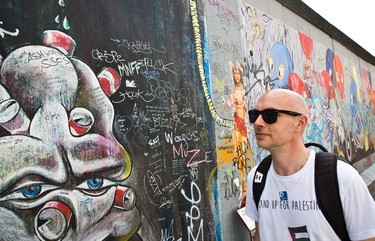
left=256, top=139, right=269, bottom=149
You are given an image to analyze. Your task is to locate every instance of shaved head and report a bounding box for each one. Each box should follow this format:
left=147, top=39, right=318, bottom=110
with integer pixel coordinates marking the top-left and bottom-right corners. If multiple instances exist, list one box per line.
left=257, top=89, right=309, bottom=116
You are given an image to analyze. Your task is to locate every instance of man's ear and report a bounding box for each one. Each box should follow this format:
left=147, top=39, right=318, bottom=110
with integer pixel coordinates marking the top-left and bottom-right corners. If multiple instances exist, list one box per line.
left=297, top=115, right=308, bottom=128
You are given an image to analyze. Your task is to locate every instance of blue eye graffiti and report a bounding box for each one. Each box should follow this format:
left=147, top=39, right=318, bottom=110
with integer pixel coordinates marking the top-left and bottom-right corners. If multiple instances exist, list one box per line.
left=77, top=178, right=115, bottom=196
left=86, top=178, right=104, bottom=190
left=0, top=183, right=58, bottom=204
left=0, top=178, right=114, bottom=204
left=21, top=185, right=42, bottom=198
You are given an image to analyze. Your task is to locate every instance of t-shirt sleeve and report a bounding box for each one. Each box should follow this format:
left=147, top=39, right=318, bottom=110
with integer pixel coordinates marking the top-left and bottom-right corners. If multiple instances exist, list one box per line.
left=338, top=162, right=375, bottom=240
left=245, top=166, right=259, bottom=221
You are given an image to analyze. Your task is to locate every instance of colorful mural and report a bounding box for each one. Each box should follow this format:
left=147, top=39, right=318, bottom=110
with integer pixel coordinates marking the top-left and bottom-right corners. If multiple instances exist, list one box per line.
left=0, top=0, right=374, bottom=241
left=203, top=0, right=375, bottom=238
left=238, top=2, right=375, bottom=164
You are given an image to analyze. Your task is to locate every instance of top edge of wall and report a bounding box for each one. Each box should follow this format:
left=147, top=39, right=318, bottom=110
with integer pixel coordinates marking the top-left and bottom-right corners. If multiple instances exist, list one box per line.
left=276, top=0, right=375, bottom=66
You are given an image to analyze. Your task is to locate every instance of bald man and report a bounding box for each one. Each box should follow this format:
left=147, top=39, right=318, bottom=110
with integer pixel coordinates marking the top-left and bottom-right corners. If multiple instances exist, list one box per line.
left=245, top=89, right=375, bottom=241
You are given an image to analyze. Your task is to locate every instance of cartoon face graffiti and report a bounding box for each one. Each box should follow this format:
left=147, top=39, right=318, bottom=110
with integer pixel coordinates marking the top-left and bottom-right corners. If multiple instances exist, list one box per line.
left=267, top=41, right=294, bottom=89
left=0, top=31, right=141, bottom=240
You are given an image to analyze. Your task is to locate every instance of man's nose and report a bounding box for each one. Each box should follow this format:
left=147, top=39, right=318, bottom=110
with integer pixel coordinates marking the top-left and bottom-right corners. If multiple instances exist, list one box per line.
left=254, top=114, right=266, bottom=126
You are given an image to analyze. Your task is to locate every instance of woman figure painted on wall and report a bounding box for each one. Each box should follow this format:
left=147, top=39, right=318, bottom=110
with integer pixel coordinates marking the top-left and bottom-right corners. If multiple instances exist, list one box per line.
left=230, top=62, right=250, bottom=207
left=230, top=62, right=248, bottom=154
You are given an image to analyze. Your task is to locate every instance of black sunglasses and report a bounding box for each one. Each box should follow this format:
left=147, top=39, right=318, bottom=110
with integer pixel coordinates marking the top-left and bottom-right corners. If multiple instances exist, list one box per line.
left=248, top=109, right=302, bottom=124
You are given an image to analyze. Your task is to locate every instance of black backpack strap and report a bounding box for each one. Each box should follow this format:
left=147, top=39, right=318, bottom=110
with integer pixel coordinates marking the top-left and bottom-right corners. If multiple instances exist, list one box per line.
left=253, top=155, right=272, bottom=209
left=305, top=142, right=328, bottom=152
left=315, top=152, right=350, bottom=241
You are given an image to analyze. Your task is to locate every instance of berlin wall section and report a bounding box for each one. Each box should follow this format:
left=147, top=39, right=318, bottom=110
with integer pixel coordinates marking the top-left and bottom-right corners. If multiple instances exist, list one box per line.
left=205, top=0, right=375, bottom=239
left=0, top=1, right=218, bottom=240
left=0, top=0, right=374, bottom=241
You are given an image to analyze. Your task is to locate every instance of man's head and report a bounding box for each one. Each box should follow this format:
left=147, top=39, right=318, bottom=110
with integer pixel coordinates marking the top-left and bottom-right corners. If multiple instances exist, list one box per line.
left=249, top=89, right=309, bottom=152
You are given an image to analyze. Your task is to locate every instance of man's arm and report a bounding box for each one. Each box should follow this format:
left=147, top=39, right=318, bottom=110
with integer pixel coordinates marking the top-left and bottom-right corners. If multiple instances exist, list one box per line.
left=360, top=238, right=375, bottom=241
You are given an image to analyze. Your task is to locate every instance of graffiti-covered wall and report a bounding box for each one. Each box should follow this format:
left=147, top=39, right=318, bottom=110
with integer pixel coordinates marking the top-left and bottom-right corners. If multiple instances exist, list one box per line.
left=0, top=0, right=374, bottom=241
left=205, top=0, right=375, bottom=239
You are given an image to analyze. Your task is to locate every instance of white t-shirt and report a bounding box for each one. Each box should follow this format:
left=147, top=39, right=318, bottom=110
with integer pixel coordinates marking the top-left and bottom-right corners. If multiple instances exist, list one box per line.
left=245, top=150, right=375, bottom=241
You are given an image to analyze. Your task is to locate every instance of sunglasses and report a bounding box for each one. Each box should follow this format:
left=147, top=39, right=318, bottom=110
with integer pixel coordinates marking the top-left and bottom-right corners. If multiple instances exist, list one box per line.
left=248, top=109, right=302, bottom=124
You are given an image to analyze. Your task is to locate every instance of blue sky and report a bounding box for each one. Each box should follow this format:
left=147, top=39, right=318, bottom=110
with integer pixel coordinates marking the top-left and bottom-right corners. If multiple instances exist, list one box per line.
left=302, top=0, right=375, bottom=57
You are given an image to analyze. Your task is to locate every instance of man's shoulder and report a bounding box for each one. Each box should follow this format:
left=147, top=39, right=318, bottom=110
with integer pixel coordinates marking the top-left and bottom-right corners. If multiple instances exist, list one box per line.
left=334, top=155, right=358, bottom=174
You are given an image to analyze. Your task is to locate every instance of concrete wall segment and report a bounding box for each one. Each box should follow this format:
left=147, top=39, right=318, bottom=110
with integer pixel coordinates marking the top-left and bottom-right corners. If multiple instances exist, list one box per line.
left=0, top=0, right=373, bottom=240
